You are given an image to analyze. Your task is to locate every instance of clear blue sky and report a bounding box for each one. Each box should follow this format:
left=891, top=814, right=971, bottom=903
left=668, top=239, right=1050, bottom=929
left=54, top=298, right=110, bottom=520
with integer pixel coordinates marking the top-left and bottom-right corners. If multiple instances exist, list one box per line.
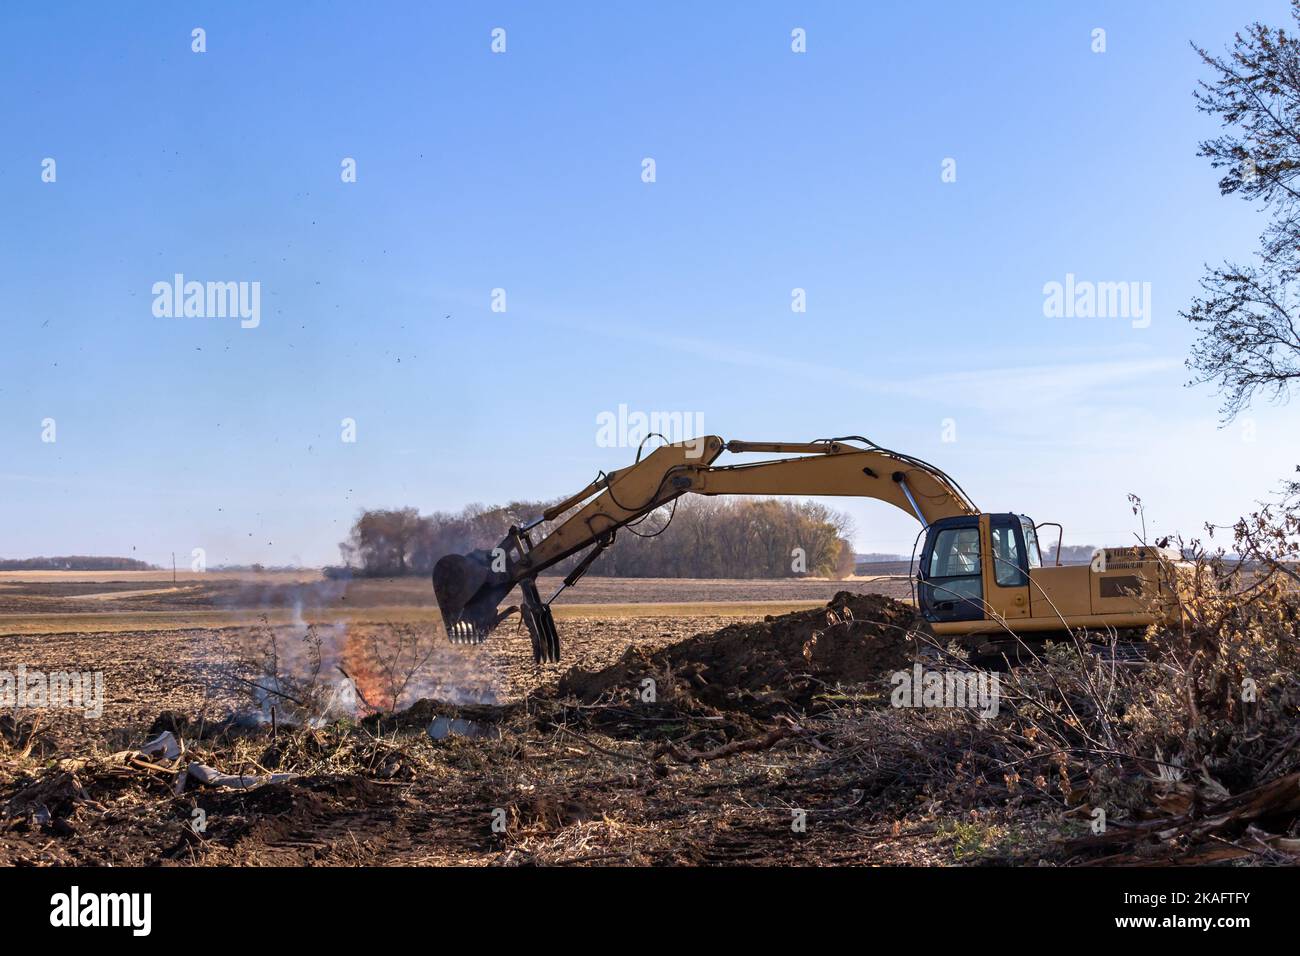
left=2, top=1, right=1297, bottom=567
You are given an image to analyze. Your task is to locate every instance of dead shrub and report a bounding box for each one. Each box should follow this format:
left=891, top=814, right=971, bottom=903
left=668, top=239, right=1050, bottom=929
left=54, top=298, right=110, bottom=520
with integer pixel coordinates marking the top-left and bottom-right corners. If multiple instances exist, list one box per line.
left=812, top=496, right=1300, bottom=849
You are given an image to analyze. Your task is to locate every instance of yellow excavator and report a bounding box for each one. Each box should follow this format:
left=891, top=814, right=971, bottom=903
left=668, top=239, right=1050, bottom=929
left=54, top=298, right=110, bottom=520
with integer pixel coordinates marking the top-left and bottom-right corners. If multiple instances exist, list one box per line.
left=432, top=435, right=1181, bottom=662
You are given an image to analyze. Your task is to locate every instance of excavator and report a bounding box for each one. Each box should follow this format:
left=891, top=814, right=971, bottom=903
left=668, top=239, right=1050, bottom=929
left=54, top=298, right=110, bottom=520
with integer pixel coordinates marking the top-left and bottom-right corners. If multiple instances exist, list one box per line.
left=432, top=435, right=1181, bottom=663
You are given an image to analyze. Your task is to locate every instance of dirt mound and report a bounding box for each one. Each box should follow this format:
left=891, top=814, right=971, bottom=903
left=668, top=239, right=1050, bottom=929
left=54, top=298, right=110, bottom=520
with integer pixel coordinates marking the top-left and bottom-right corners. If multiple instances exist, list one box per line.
left=558, top=591, right=923, bottom=716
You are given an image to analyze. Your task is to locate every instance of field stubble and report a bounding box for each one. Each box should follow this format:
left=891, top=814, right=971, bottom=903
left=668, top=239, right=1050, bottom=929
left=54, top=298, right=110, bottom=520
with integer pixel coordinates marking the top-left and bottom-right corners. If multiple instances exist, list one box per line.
left=1, top=573, right=967, bottom=866
left=6, top=568, right=1292, bottom=867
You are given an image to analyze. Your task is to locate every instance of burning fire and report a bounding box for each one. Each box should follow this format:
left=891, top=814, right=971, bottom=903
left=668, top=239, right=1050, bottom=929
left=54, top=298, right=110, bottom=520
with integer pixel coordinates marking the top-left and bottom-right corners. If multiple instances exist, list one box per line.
left=340, top=629, right=390, bottom=714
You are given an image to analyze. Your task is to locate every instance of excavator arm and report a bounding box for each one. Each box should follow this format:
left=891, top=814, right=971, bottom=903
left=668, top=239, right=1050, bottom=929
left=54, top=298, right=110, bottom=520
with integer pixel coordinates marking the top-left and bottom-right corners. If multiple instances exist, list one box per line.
left=432, top=435, right=977, bottom=662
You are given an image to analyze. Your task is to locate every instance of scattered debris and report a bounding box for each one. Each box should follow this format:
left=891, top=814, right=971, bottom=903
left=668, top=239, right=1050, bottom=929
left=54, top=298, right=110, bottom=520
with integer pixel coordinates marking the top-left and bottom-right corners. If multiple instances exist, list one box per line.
left=3, top=770, right=89, bottom=832
left=1065, top=771, right=1300, bottom=863
left=363, top=698, right=513, bottom=735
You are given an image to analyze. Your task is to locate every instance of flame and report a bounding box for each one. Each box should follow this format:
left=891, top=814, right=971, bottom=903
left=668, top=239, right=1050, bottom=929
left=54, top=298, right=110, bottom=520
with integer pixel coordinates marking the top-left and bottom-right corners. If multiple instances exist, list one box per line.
left=341, top=629, right=390, bottom=713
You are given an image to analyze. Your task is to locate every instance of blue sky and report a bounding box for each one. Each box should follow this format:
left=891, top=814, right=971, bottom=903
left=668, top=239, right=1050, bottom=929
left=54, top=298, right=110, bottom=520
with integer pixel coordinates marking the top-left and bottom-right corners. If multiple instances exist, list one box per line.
left=2, top=1, right=1297, bottom=567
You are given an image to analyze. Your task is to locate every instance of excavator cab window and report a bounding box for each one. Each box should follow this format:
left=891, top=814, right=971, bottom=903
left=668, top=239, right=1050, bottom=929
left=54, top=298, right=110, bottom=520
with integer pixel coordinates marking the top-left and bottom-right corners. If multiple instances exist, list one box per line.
left=917, top=518, right=984, bottom=623
left=1020, top=517, right=1042, bottom=569
left=929, top=527, right=980, bottom=576
left=991, top=523, right=1026, bottom=586
left=988, top=515, right=1037, bottom=587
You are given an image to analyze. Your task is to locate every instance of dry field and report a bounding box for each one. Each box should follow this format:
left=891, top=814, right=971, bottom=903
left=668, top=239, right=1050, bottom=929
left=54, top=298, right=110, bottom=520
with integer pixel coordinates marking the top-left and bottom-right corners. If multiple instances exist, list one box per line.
left=2, top=571, right=978, bottom=867
left=0, top=572, right=909, bottom=634
left=3, top=569, right=1295, bottom=868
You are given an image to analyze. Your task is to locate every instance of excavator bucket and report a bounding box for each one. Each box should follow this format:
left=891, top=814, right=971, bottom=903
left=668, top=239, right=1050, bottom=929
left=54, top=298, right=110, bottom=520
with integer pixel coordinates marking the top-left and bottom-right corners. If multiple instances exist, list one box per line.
left=431, top=551, right=561, bottom=664
left=432, top=551, right=508, bottom=644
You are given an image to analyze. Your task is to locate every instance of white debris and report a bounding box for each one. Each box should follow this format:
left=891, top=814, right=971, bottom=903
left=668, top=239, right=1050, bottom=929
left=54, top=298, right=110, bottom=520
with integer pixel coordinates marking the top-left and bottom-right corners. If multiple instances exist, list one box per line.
left=175, top=761, right=299, bottom=794
left=428, top=716, right=501, bottom=741
left=137, top=731, right=183, bottom=762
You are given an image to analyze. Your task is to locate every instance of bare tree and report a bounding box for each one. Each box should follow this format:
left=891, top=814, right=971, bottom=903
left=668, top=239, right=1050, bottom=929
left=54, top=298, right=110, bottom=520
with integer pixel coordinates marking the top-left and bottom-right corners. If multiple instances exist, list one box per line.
left=342, top=506, right=424, bottom=575
left=1186, top=2, right=1300, bottom=420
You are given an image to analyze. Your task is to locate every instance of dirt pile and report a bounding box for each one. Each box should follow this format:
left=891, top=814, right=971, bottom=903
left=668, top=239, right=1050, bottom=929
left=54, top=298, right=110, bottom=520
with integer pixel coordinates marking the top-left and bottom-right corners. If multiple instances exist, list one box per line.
left=558, top=591, right=923, bottom=715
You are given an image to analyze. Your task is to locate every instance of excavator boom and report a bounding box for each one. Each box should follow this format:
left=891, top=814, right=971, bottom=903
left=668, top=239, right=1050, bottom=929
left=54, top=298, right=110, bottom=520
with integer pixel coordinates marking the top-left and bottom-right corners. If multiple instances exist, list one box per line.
left=432, top=435, right=976, bottom=662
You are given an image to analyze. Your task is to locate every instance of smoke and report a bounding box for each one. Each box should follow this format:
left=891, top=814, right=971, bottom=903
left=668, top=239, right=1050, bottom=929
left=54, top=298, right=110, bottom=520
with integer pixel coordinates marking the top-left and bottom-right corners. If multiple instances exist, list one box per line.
left=211, top=575, right=499, bottom=722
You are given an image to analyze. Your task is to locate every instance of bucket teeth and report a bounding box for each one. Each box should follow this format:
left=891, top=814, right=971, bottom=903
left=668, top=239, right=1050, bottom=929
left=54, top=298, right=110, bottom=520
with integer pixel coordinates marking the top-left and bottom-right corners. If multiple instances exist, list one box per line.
left=435, top=568, right=563, bottom=663
left=446, top=619, right=485, bottom=645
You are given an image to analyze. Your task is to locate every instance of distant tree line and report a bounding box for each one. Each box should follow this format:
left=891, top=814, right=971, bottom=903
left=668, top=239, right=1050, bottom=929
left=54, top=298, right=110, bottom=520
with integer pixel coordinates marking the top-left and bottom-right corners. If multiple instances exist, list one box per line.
left=0, top=556, right=157, bottom=571
left=339, top=497, right=855, bottom=579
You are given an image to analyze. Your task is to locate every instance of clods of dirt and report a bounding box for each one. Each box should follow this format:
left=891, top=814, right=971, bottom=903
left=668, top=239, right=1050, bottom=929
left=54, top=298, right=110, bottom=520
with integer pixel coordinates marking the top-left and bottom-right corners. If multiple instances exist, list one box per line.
left=558, top=591, right=924, bottom=716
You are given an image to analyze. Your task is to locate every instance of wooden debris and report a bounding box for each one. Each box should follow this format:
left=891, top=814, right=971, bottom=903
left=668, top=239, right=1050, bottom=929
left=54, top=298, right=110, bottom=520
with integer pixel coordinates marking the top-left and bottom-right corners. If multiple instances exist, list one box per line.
left=1065, top=771, right=1300, bottom=862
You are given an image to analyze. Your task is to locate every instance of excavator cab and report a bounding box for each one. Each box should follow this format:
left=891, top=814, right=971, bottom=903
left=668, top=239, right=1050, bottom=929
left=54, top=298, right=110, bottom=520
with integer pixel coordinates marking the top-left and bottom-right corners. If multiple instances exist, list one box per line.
left=916, top=513, right=1042, bottom=625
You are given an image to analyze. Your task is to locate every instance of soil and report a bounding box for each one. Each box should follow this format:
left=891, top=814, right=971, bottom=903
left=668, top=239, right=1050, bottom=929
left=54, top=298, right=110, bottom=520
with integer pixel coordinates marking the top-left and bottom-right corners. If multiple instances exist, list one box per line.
left=560, top=592, right=923, bottom=716
left=0, top=584, right=1049, bottom=867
